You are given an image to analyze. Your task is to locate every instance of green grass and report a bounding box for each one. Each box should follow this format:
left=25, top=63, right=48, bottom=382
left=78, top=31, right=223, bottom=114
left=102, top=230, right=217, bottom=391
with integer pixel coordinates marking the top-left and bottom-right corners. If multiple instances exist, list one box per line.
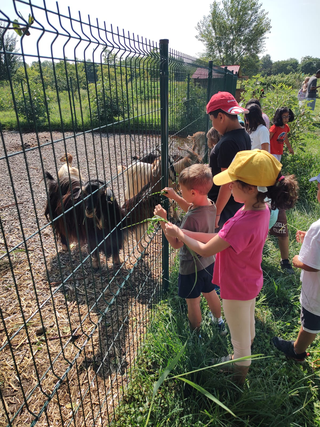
left=112, top=136, right=320, bottom=426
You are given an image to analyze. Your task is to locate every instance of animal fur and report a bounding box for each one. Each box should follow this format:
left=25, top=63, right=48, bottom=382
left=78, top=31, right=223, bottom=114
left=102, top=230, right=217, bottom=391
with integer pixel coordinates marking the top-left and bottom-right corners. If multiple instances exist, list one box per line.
left=58, top=153, right=83, bottom=181
left=187, top=131, right=206, bottom=157
left=44, top=172, right=160, bottom=267
left=45, top=172, right=124, bottom=268
left=117, top=149, right=202, bottom=250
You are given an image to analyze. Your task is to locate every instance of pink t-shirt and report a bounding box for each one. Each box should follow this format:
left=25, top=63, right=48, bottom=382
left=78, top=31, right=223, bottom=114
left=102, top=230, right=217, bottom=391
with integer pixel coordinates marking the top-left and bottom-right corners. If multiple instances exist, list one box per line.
left=213, top=207, right=270, bottom=300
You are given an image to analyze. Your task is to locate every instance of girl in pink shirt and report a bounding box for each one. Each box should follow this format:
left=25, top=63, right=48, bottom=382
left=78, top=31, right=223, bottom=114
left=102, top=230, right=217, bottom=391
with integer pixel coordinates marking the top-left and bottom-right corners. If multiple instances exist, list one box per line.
left=164, top=150, right=298, bottom=384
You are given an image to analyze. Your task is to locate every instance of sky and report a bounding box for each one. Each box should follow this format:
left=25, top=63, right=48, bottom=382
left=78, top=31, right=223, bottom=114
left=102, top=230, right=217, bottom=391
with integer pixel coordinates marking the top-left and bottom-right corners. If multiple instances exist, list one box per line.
left=1, top=0, right=319, bottom=63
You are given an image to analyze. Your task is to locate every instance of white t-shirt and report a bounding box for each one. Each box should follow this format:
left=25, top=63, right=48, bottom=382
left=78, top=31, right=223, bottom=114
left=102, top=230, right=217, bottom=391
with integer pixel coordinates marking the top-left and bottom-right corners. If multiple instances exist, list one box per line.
left=299, top=218, right=320, bottom=316
left=250, top=124, right=270, bottom=151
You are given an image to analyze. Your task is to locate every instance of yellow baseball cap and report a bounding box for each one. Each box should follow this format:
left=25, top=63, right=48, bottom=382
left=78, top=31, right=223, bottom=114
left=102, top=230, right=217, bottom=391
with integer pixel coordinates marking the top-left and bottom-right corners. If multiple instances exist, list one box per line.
left=213, top=150, right=282, bottom=187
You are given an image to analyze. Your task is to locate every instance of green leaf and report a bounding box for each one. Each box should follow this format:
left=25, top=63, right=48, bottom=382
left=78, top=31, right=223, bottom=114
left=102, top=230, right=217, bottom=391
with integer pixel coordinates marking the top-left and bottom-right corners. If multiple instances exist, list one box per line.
left=13, top=20, right=23, bottom=37
left=177, top=377, right=236, bottom=417
left=28, top=14, right=35, bottom=25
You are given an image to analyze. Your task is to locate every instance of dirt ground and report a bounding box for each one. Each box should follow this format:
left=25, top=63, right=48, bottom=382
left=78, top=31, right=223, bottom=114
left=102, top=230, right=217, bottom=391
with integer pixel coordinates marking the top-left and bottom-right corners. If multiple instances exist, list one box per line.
left=0, top=130, right=192, bottom=426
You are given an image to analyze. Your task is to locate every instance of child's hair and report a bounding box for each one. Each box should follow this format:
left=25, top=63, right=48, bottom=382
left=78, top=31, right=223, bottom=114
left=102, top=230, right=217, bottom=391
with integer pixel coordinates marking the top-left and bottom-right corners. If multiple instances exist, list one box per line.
left=273, top=107, right=295, bottom=126
left=179, top=164, right=213, bottom=195
left=206, top=127, right=221, bottom=148
left=237, top=174, right=299, bottom=210
left=245, top=98, right=261, bottom=109
left=245, top=104, right=266, bottom=132
left=209, top=109, right=239, bottom=121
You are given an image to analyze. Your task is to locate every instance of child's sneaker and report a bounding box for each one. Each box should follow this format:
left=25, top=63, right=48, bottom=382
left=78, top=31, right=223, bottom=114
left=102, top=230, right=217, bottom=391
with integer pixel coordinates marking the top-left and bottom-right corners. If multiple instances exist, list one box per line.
left=218, top=320, right=228, bottom=336
left=280, top=259, right=294, bottom=275
left=209, top=313, right=228, bottom=336
left=272, top=336, right=309, bottom=362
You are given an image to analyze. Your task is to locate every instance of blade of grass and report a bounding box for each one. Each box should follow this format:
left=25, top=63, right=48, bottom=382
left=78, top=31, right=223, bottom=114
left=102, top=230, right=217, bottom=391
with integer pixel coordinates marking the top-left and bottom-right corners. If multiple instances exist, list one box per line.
left=144, top=341, right=187, bottom=427
left=169, top=354, right=267, bottom=379
left=177, top=377, right=236, bottom=417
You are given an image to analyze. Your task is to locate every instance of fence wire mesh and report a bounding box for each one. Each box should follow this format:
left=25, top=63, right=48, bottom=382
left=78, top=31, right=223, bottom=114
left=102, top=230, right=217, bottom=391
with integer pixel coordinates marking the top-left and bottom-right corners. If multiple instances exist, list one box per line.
left=0, top=1, right=237, bottom=425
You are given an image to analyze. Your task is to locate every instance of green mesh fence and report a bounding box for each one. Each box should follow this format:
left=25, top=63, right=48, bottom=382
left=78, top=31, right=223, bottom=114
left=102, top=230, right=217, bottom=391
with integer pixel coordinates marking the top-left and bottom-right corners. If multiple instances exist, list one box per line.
left=0, top=2, right=237, bottom=425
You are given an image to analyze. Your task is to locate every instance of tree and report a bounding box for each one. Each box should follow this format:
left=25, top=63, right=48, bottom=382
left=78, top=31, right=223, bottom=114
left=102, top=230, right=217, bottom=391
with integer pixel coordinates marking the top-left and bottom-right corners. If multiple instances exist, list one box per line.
left=299, top=56, right=320, bottom=75
left=0, top=21, right=21, bottom=80
left=196, top=0, right=271, bottom=66
left=241, top=54, right=260, bottom=77
left=272, top=58, right=299, bottom=75
left=260, top=54, right=273, bottom=76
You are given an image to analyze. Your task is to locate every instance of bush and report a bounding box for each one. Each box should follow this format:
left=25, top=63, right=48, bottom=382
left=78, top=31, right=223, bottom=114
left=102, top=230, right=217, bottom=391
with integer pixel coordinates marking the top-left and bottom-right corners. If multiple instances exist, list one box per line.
left=241, top=74, right=315, bottom=150
left=172, top=81, right=207, bottom=135
left=14, top=82, right=49, bottom=128
left=90, top=81, right=128, bottom=126
left=281, top=150, right=319, bottom=206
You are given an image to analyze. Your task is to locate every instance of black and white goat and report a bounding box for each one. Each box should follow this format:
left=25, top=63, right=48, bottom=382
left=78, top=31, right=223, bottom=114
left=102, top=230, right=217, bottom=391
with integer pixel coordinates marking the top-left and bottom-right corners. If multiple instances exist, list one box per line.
left=45, top=172, right=124, bottom=269
left=44, top=172, right=160, bottom=268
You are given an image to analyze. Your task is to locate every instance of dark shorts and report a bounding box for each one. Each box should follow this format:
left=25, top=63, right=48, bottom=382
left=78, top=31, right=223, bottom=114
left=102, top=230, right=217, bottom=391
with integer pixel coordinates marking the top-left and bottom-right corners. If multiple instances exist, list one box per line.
left=301, top=306, right=320, bottom=333
left=178, top=262, right=215, bottom=299
left=269, top=209, right=288, bottom=237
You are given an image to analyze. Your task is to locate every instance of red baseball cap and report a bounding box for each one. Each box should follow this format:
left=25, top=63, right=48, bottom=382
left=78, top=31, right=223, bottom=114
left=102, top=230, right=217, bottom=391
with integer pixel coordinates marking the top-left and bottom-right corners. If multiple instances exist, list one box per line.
left=206, top=91, right=249, bottom=115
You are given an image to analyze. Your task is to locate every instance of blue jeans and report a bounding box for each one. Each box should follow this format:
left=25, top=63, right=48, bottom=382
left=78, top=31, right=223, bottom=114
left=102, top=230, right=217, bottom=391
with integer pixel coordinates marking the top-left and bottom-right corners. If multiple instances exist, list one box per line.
left=307, top=98, right=316, bottom=111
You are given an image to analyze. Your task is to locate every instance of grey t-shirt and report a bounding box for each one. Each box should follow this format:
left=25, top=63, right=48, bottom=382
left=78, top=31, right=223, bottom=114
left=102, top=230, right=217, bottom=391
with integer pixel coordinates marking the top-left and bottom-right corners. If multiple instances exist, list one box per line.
left=179, top=202, right=216, bottom=275
left=307, top=76, right=318, bottom=98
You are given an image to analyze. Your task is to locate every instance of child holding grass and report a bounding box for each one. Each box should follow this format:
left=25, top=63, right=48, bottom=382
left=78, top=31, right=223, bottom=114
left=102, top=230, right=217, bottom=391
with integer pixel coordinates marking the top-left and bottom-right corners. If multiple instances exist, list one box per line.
left=154, top=164, right=226, bottom=335
left=273, top=173, right=320, bottom=362
left=163, top=150, right=298, bottom=384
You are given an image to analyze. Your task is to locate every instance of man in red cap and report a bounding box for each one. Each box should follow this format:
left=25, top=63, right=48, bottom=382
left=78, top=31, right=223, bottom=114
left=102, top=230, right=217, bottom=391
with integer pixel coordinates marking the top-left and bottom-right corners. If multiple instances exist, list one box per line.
left=207, top=91, right=251, bottom=229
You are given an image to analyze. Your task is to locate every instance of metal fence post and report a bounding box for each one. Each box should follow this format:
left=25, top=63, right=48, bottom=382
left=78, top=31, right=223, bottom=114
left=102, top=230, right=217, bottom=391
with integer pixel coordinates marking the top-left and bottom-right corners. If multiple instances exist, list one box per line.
left=160, top=39, right=169, bottom=293
left=187, top=73, right=190, bottom=122
left=203, top=61, right=213, bottom=164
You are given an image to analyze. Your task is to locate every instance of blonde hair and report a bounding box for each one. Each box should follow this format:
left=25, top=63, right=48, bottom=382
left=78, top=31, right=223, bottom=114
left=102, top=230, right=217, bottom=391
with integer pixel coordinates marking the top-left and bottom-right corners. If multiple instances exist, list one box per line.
left=178, top=164, right=213, bottom=195
left=206, top=127, right=220, bottom=148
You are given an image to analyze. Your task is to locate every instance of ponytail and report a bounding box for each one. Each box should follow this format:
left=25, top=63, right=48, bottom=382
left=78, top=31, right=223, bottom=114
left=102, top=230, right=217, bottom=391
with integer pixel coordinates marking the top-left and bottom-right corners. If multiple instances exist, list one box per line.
left=266, top=174, right=299, bottom=210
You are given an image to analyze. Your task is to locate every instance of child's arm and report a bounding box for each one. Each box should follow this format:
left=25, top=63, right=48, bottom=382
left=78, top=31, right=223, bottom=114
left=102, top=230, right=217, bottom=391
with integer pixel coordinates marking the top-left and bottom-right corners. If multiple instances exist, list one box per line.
left=162, top=187, right=190, bottom=212
left=292, top=255, right=320, bottom=272
left=165, top=222, right=230, bottom=257
left=182, top=229, right=217, bottom=243
left=154, top=205, right=183, bottom=249
left=214, top=168, right=231, bottom=228
left=284, top=135, right=294, bottom=154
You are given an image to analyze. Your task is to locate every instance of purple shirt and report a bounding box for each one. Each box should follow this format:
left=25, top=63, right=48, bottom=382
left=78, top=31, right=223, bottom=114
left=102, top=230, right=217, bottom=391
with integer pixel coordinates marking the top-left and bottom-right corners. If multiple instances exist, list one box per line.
left=213, top=207, right=270, bottom=300
left=262, top=112, right=270, bottom=129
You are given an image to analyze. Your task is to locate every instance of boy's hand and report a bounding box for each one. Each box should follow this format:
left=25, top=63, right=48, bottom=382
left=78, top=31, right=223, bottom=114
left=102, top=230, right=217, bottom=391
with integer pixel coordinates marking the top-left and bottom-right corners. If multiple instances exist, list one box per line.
left=296, top=230, right=306, bottom=244
left=288, top=147, right=294, bottom=155
left=165, top=222, right=182, bottom=240
left=161, top=187, right=176, bottom=200
left=154, top=204, right=167, bottom=220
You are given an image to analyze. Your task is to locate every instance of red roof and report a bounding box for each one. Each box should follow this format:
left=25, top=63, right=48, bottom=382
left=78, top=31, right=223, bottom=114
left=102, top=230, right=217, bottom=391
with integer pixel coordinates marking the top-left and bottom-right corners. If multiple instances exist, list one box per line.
left=192, top=65, right=240, bottom=79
